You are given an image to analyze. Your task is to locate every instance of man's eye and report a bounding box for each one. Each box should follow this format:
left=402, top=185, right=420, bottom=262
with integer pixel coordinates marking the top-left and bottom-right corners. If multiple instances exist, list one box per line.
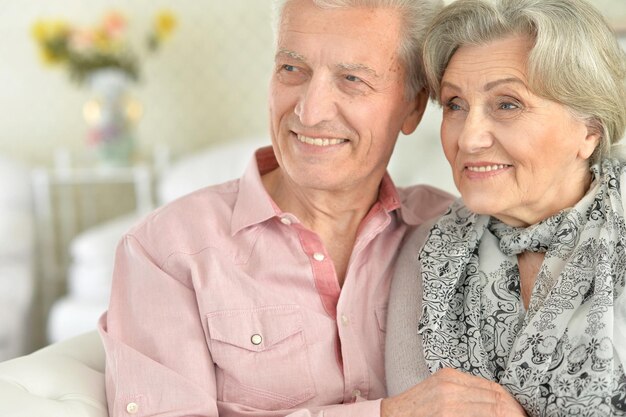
left=345, top=74, right=362, bottom=82
left=283, top=64, right=297, bottom=72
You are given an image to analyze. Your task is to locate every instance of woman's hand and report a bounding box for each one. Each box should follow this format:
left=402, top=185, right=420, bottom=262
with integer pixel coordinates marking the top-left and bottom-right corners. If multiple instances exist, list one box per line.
left=381, top=368, right=527, bottom=417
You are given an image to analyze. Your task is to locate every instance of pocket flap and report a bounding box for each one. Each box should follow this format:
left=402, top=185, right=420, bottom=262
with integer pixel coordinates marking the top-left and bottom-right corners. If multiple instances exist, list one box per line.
left=207, top=305, right=303, bottom=352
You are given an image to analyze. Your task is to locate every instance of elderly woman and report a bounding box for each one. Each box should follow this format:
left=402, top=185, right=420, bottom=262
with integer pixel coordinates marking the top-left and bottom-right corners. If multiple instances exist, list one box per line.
left=385, top=0, right=626, bottom=415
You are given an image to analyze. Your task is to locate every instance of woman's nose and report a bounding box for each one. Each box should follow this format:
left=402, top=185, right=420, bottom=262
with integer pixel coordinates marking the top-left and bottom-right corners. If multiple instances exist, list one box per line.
left=457, top=109, right=494, bottom=153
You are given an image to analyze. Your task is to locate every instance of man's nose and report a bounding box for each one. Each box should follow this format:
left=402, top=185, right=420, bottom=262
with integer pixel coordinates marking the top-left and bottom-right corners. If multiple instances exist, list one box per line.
left=457, top=109, right=494, bottom=153
left=294, top=74, right=338, bottom=127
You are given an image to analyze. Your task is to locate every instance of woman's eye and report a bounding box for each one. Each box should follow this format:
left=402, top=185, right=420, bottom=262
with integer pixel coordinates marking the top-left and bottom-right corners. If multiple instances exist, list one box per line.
left=445, top=99, right=462, bottom=111
left=498, top=102, right=519, bottom=110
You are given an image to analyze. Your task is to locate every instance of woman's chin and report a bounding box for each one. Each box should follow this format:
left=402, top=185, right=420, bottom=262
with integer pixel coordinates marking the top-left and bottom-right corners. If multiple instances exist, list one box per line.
left=460, top=193, right=499, bottom=217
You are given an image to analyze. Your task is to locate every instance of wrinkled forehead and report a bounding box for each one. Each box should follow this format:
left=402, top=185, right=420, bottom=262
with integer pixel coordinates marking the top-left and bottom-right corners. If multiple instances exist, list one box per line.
left=276, top=0, right=403, bottom=52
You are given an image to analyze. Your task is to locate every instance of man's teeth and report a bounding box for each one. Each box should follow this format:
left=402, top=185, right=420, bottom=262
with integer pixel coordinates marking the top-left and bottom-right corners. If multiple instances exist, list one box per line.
left=297, top=135, right=346, bottom=146
left=467, top=164, right=509, bottom=172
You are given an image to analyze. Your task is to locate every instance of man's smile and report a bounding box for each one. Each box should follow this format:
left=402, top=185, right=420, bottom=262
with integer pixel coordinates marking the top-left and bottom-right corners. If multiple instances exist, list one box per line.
left=296, top=134, right=348, bottom=146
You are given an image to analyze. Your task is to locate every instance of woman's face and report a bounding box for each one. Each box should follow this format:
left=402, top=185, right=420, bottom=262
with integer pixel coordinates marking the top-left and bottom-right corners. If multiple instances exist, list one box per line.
left=440, top=35, right=600, bottom=227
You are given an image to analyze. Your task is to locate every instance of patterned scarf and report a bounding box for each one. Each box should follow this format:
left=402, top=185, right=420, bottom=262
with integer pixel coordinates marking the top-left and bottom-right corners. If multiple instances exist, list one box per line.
left=418, top=159, right=626, bottom=417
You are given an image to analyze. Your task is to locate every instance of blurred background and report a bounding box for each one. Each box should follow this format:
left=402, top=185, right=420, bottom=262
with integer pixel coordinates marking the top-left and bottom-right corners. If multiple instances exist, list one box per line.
left=0, top=0, right=625, bottom=361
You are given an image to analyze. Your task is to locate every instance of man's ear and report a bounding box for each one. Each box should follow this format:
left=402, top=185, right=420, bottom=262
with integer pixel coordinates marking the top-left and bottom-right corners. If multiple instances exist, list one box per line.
left=401, top=88, right=429, bottom=135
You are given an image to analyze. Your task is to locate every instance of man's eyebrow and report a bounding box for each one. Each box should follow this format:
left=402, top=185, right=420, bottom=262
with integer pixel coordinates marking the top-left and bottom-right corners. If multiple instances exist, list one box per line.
left=336, top=62, right=379, bottom=78
left=276, top=49, right=307, bottom=62
left=276, top=49, right=379, bottom=78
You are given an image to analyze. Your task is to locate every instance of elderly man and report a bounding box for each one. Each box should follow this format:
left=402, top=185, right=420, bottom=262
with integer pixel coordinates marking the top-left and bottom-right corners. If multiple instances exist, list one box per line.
left=99, top=0, right=525, bottom=416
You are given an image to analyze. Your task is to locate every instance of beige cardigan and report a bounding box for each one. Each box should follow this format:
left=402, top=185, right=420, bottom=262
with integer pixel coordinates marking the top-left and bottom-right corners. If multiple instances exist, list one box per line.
left=384, top=219, right=438, bottom=396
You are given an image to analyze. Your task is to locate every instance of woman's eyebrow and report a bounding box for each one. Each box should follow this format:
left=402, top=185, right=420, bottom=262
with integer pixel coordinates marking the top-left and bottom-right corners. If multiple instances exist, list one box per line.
left=484, top=77, right=526, bottom=91
left=441, top=77, right=527, bottom=92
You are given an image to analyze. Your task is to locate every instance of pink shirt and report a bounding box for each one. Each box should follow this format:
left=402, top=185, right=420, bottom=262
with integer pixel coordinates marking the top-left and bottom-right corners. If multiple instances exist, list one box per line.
left=99, top=147, right=452, bottom=417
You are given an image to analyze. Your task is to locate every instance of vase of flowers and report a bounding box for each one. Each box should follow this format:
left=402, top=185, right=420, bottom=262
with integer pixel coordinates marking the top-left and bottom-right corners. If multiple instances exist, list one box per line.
left=82, top=68, right=142, bottom=165
left=31, top=10, right=177, bottom=165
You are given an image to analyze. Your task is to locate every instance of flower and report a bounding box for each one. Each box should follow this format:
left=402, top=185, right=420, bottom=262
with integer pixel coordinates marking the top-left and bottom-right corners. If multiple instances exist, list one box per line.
left=31, top=9, right=177, bottom=84
left=147, top=10, right=178, bottom=51
left=31, top=19, right=71, bottom=65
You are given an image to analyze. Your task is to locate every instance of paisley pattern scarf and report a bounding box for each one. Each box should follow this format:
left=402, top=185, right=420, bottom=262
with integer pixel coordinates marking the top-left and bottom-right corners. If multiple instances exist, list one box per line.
left=418, top=159, right=626, bottom=417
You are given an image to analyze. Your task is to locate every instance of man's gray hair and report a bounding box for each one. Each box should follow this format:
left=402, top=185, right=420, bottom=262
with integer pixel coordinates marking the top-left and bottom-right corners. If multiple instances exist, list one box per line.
left=423, top=0, right=626, bottom=163
left=272, top=0, right=444, bottom=99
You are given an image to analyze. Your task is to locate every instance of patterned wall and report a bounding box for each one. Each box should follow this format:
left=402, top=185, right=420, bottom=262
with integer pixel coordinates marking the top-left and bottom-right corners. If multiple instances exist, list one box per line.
left=0, top=0, right=624, bottom=172
left=0, top=0, right=274, bottom=166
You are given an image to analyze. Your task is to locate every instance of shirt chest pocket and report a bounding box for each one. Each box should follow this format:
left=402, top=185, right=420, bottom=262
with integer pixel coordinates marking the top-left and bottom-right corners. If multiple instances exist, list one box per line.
left=206, top=305, right=317, bottom=410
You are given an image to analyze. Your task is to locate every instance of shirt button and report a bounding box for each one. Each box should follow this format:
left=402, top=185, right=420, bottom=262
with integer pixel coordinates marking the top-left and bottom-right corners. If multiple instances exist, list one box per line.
left=280, top=217, right=292, bottom=225
left=341, top=314, right=349, bottom=325
left=313, top=252, right=325, bottom=261
left=352, top=389, right=362, bottom=398
left=126, top=402, right=139, bottom=414
left=251, top=334, right=263, bottom=345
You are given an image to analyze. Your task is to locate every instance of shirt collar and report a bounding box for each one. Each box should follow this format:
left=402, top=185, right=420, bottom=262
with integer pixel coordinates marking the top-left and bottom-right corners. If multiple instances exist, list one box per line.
left=231, top=146, right=279, bottom=234
left=231, top=146, right=406, bottom=234
left=378, top=172, right=402, bottom=213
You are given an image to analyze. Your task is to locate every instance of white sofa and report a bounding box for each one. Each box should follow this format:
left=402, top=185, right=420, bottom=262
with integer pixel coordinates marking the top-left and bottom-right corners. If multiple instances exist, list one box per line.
left=0, top=331, right=106, bottom=417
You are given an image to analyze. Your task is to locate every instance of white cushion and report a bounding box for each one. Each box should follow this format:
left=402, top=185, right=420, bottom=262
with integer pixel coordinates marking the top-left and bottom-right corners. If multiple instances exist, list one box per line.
left=47, top=298, right=108, bottom=344
left=69, top=214, right=138, bottom=266
left=49, top=215, right=136, bottom=343
left=158, top=136, right=269, bottom=204
left=0, top=331, right=107, bottom=417
left=67, top=262, right=114, bottom=301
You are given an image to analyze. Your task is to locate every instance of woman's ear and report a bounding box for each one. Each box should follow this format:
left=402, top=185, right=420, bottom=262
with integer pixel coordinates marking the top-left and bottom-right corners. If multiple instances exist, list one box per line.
left=578, top=120, right=603, bottom=160
left=401, top=89, right=429, bottom=135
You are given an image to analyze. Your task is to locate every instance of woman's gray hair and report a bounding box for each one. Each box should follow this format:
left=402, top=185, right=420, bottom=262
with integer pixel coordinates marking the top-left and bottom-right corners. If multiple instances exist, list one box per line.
left=272, top=0, right=444, bottom=99
left=423, top=0, right=626, bottom=163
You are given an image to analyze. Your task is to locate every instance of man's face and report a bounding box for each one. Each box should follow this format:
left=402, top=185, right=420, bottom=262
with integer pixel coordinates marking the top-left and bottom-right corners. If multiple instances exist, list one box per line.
left=268, top=0, right=424, bottom=193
